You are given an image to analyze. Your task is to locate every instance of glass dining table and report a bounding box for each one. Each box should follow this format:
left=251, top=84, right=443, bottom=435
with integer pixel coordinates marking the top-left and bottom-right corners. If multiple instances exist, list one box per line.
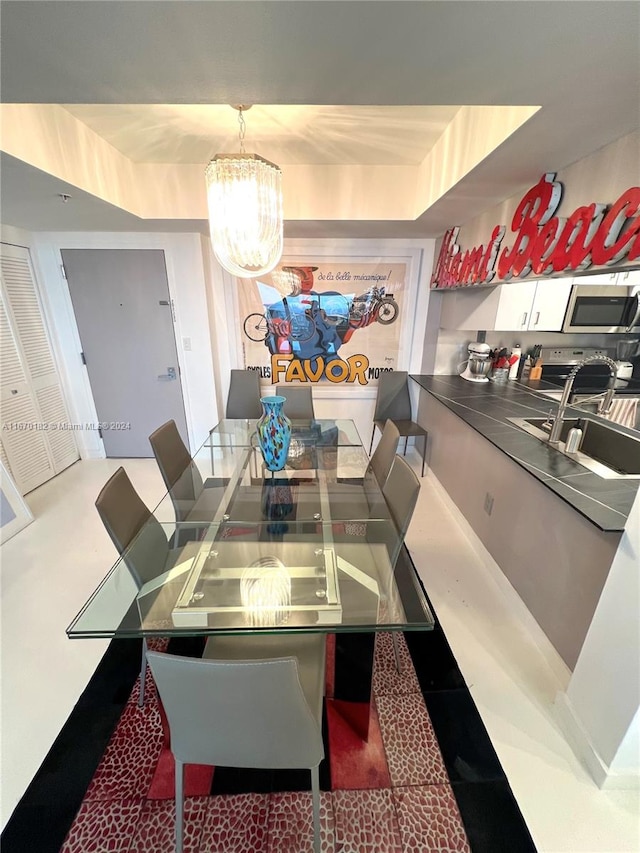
left=67, top=418, right=434, bottom=738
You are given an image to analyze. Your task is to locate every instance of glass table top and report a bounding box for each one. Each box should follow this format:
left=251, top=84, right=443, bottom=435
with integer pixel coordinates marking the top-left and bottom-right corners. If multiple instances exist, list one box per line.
left=207, top=418, right=362, bottom=447
left=67, top=420, right=434, bottom=639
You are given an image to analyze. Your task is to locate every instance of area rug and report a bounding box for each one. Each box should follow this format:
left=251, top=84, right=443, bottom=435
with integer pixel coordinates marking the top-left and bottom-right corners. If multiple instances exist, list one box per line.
left=1, top=570, right=537, bottom=852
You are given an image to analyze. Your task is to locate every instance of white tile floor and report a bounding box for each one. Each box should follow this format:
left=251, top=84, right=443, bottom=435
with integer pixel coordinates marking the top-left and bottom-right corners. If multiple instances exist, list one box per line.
left=1, top=454, right=639, bottom=850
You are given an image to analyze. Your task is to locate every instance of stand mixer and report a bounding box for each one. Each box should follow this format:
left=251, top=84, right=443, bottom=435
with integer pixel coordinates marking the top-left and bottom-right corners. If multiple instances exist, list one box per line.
left=460, top=341, right=492, bottom=382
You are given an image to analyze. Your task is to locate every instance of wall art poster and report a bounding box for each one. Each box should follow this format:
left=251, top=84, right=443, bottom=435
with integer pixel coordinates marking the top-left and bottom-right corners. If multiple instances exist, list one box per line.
left=238, top=261, right=407, bottom=386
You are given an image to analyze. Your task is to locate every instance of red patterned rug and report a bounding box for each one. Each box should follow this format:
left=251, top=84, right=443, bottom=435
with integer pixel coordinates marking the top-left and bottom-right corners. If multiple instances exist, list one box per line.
left=59, top=632, right=471, bottom=853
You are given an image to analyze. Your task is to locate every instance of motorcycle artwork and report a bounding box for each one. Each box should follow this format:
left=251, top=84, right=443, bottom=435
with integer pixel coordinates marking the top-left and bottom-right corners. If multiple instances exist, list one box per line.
left=243, top=266, right=399, bottom=368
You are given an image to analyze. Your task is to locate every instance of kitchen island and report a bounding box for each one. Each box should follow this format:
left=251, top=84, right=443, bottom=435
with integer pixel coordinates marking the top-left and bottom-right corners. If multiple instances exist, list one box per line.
left=411, top=374, right=639, bottom=669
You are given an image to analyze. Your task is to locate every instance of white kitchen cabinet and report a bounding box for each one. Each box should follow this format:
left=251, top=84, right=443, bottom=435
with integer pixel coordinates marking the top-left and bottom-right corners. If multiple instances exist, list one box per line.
left=572, top=271, right=619, bottom=285
left=439, top=278, right=572, bottom=331
left=617, top=268, right=640, bottom=286
left=492, top=280, right=537, bottom=330
left=525, top=278, right=574, bottom=331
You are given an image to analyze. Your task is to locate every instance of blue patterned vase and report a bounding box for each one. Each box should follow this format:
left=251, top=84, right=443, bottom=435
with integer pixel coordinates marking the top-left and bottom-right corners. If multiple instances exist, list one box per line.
left=256, top=396, right=291, bottom=472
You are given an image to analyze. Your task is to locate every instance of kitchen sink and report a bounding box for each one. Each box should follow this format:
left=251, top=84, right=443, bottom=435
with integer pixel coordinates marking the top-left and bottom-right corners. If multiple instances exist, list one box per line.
left=508, top=416, right=640, bottom=478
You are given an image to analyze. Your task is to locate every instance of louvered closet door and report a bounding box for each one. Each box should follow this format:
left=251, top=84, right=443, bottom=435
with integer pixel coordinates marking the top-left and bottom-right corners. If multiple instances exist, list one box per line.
left=0, top=244, right=79, bottom=493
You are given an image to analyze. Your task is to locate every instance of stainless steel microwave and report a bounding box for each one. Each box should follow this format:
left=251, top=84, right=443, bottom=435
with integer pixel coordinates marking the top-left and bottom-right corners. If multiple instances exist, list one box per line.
left=562, top=285, right=640, bottom=333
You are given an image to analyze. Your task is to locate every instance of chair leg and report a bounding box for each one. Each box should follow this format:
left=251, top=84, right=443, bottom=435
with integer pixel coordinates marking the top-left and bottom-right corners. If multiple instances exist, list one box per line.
left=404, top=435, right=408, bottom=455
left=392, top=632, right=402, bottom=674
left=311, top=764, right=321, bottom=853
left=175, top=758, right=184, bottom=853
left=138, top=638, right=148, bottom=707
left=422, top=433, right=427, bottom=477
left=369, top=425, right=376, bottom=455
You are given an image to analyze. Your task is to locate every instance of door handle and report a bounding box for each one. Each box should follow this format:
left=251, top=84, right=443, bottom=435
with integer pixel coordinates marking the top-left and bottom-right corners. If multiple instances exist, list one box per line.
left=533, top=311, right=540, bottom=326
left=521, top=312, right=528, bottom=328
left=157, top=367, right=177, bottom=381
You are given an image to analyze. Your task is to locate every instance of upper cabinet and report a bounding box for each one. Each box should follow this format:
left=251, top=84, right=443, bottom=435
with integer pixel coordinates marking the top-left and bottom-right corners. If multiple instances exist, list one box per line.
left=439, top=278, right=573, bottom=331
left=522, top=278, right=574, bottom=331
left=616, top=269, right=640, bottom=286
left=571, top=270, right=640, bottom=286
left=572, top=271, right=619, bottom=285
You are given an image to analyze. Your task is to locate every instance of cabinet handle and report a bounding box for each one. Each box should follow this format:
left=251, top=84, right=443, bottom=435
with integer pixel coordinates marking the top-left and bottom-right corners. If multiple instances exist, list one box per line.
left=11, top=389, right=18, bottom=395
left=533, top=311, right=540, bottom=326
left=521, top=312, right=528, bottom=328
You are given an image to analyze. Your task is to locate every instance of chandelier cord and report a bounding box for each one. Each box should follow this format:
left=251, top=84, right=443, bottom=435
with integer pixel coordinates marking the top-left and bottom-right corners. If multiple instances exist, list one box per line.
left=237, top=107, right=246, bottom=154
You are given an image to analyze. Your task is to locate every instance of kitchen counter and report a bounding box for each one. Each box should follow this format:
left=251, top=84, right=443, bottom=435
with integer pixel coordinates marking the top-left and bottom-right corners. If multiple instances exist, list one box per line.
left=410, top=374, right=639, bottom=532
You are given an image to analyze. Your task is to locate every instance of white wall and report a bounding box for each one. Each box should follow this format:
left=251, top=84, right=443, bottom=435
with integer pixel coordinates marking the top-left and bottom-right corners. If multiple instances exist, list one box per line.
left=0, top=224, right=33, bottom=249
left=30, top=232, right=217, bottom=457
left=556, top=488, right=640, bottom=787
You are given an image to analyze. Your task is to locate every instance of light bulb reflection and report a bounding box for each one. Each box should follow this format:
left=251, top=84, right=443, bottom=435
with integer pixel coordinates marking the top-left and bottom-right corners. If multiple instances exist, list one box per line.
left=241, top=557, right=291, bottom=627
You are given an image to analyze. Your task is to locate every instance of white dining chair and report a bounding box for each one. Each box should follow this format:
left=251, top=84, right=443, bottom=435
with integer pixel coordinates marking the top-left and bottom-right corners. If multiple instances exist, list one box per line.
left=147, top=637, right=326, bottom=853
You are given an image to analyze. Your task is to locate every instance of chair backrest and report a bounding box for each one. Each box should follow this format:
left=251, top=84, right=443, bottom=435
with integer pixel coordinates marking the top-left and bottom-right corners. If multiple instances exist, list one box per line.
left=226, top=369, right=262, bottom=419
left=149, top=420, right=203, bottom=522
left=147, top=651, right=324, bottom=770
left=95, top=467, right=168, bottom=587
left=383, top=455, right=421, bottom=537
left=373, top=371, right=412, bottom=422
left=370, top=419, right=400, bottom=488
left=276, top=385, right=315, bottom=420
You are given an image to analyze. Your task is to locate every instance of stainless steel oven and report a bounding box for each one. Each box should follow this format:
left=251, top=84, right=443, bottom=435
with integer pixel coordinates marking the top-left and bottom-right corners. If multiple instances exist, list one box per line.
left=562, top=284, right=640, bottom=333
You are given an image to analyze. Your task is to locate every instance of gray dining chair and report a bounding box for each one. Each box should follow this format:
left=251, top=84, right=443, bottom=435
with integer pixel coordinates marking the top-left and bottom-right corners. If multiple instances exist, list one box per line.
left=382, top=454, right=421, bottom=673
left=276, top=384, right=315, bottom=420
left=96, top=467, right=173, bottom=706
left=147, top=638, right=326, bottom=853
left=149, top=420, right=222, bottom=523
left=369, top=372, right=427, bottom=476
left=226, top=369, right=263, bottom=419
left=369, top=419, right=400, bottom=490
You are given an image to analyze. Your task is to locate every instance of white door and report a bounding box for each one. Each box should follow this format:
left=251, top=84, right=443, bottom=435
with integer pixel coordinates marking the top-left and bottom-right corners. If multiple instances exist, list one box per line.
left=61, top=248, right=189, bottom=457
left=493, top=280, right=537, bottom=331
left=0, top=245, right=79, bottom=494
left=528, top=278, right=573, bottom=331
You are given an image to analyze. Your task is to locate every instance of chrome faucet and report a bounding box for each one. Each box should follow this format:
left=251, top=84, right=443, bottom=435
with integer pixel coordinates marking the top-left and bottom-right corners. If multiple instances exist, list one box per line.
left=547, top=355, right=618, bottom=446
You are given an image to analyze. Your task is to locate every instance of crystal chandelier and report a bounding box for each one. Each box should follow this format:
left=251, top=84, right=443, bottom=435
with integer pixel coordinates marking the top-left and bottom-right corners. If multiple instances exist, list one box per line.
left=205, top=105, right=283, bottom=278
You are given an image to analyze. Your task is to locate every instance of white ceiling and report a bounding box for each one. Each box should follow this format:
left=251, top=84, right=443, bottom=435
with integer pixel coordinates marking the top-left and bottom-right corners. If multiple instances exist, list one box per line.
left=1, top=1, right=639, bottom=237
left=60, top=105, right=461, bottom=165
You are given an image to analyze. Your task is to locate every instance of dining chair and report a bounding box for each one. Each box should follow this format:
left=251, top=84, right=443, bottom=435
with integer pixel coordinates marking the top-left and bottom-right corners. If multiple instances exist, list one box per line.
left=382, top=454, right=421, bottom=673
left=226, top=369, right=263, bottom=419
left=149, top=420, right=221, bottom=524
left=96, top=467, right=173, bottom=706
left=276, top=384, right=315, bottom=420
left=147, top=637, right=326, bottom=853
left=369, top=371, right=427, bottom=476
left=369, top=419, right=400, bottom=490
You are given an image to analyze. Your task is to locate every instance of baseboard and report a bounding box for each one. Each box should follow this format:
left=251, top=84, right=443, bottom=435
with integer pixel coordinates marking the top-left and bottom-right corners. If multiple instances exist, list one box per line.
left=424, top=469, right=572, bottom=689
left=554, top=691, right=640, bottom=790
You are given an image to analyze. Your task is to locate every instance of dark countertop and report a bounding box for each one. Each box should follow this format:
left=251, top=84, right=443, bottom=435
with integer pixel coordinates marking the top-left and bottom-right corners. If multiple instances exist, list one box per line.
left=410, top=374, right=639, bottom=532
